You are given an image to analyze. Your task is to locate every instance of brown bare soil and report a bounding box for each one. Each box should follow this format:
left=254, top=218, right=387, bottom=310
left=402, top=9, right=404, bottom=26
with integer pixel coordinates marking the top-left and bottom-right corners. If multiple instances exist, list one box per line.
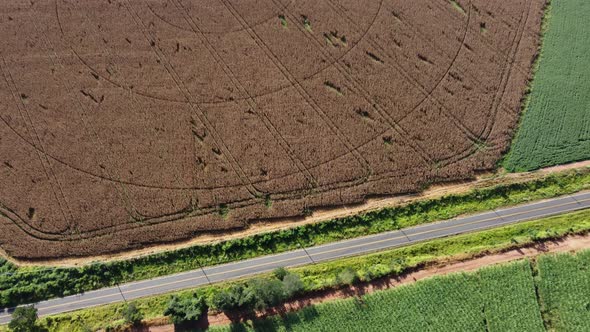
left=141, top=233, right=590, bottom=331
left=0, top=0, right=546, bottom=259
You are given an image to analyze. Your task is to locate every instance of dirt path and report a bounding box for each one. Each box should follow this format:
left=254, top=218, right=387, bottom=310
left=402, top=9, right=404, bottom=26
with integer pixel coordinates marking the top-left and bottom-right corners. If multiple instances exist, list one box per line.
left=142, top=233, right=590, bottom=331
left=9, top=160, right=590, bottom=267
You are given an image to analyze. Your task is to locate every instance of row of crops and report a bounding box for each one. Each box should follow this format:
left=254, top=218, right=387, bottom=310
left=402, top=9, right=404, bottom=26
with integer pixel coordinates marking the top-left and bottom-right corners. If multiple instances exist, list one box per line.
left=210, top=249, right=590, bottom=331
left=504, top=0, right=590, bottom=171
left=536, top=250, right=590, bottom=331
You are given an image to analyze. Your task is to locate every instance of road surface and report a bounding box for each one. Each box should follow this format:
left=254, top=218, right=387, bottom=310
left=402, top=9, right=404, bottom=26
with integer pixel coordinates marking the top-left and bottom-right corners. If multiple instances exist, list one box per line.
left=1, top=191, right=589, bottom=324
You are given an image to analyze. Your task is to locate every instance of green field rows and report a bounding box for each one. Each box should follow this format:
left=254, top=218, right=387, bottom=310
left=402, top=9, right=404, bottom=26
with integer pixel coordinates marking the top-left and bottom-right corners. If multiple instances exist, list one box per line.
left=211, top=261, right=545, bottom=332
left=504, top=0, right=590, bottom=171
left=536, top=250, right=590, bottom=331
left=213, top=250, right=590, bottom=332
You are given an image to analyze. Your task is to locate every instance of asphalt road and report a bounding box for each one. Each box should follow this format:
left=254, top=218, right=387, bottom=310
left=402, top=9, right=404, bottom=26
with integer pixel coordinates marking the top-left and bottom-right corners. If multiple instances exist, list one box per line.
left=1, top=191, right=590, bottom=324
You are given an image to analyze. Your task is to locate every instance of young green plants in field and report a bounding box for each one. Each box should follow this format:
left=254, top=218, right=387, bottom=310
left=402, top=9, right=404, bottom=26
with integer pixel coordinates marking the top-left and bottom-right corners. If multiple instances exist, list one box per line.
left=209, top=261, right=545, bottom=332
left=213, top=250, right=590, bottom=332
left=278, top=14, right=288, bottom=28
left=535, top=250, right=590, bottom=330
left=450, top=0, right=466, bottom=15
left=505, top=0, right=590, bottom=171
left=301, top=15, right=312, bottom=32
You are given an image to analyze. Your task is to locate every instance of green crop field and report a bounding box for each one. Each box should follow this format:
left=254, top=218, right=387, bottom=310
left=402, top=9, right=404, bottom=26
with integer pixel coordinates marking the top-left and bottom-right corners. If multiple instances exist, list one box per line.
left=536, top=250, right=590, bottom=331
left=211, top=261, right=545, bottom=332
left=212, top=250, right=590, bottom=332
left=504, top=0, right=590, bottom=172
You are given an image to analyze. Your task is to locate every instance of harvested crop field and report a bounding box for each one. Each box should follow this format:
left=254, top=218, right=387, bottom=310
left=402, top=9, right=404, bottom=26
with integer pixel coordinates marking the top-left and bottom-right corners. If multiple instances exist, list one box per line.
left=0, top=0, right=545, bottom=259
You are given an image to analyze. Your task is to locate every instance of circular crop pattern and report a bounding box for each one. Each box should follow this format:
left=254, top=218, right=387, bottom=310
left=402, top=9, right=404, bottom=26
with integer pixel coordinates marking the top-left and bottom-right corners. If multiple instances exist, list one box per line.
left=0, top=0, right=545, bottom=259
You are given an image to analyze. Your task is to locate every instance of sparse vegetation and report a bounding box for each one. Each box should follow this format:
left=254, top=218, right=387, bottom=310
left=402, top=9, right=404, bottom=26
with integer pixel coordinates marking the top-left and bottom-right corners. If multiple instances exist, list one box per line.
left=323, top=32, right=336, bottom=47
left=323, top=31, right=347, bottom=48
left=302, top=206, right=313, bottom=217
left=218, top=204, right=230, bottom=219
left=302, top=15, right=312, bottom=32
left=355, top=107, right=371, bottom=118
left=479, top=22, right=488, bottom=34
left=264, top=194, right=272, bottom=209
left=450, top=0, right=466, bottom=15
left=278, top=14, right=287, bottom=28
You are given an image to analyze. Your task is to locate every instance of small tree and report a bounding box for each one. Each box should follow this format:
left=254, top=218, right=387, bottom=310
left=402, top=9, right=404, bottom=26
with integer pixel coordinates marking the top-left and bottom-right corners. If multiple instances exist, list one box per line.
left=248, top=278, right=286, bottom=310
left=211, top=284, right=255, bottom=312
left=390, top=257, right=407, bottom=274
left=282, top=273, right=304, bottom=297
left=273, top=267, right=288, bottom=281
left=164, top=295, right=207, bottom=325
left=9, top=306, right=38, bottom=332
left=122, top=302, right=143, bottom=326
left=211, top=290, right=235, bottom=312
left=336, top=268, right=359, bottom=285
